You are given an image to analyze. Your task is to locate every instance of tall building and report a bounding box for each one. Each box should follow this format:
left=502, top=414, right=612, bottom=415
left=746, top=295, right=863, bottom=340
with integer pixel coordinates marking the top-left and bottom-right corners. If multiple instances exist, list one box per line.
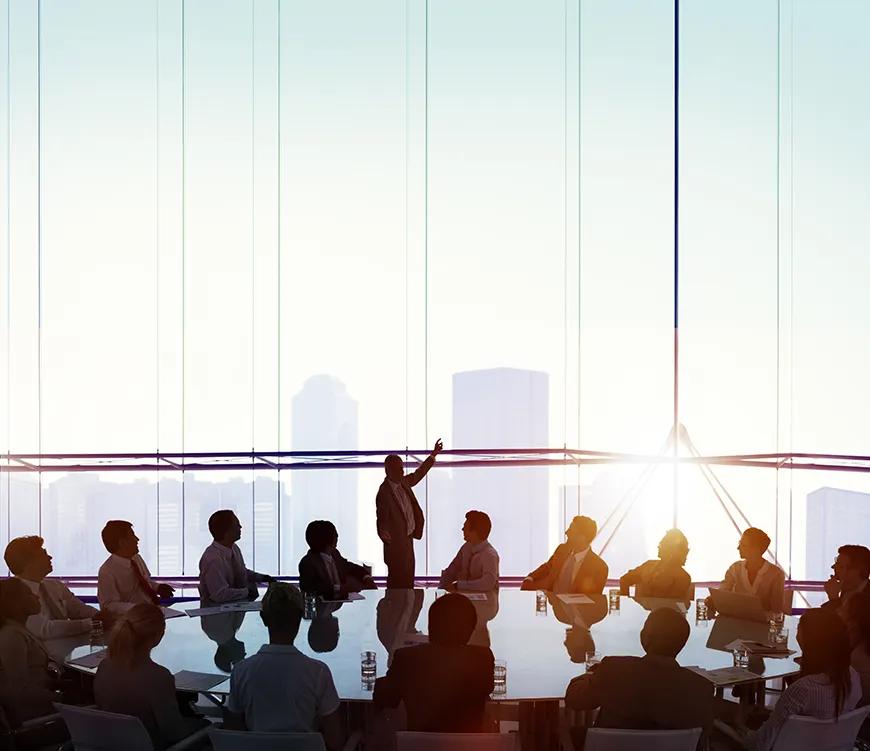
left=441, top=368, right=549, bottom=577
left=806, top=487, right=870, bottom=581
left=287, top=375, right=359, bottom=571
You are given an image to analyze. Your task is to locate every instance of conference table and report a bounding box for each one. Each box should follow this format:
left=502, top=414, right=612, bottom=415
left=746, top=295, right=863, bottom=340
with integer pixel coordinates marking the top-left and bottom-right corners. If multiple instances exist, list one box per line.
left=58, top=589, right=801, bottom=749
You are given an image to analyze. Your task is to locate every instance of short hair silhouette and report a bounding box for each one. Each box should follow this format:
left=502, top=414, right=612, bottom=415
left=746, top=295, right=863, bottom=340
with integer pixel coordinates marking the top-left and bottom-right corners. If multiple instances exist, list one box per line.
left=742, top=527, right=771, bottom=554
left=305, top=520, right=339, bottom=553
left=659, top=529, right=690, bottom=568
left=428, top=593, right=477, bottom=647
left=384, top=454, right=402, bottom=470
left=261, top=582, right=304, bottom=638
left=465, top=510, right=492, bottom=540
left=640, top=607, right=690, bottom=658
left=102, top=520, right=134, bottom=554
left=0, top=577, right=32, bottom=620
left=4, top=536, right=45, bottom=575
left=208, top=510, right=237, bottom=540
left=570, top=516, right=598, bottom=542
left=214, top=638, right=246, bottom=672
left=839, top=545, right=870, bottom=579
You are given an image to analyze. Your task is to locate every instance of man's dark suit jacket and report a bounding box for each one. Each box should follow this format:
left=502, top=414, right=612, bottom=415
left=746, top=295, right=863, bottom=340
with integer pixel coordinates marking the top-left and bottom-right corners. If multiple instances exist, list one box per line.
left=566, top=654, right=714, bottom=750
left=527, top=544, right=609, bottom=594
left=375, top=454, right=435, bottom=544
left=373, top=643, right=495, bottom=733
left=298, top=549, right=370, bottom=598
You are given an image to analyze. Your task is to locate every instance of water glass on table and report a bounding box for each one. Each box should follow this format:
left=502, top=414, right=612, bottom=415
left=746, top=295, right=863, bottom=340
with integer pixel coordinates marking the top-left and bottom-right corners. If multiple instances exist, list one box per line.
left=695, top=598, right=709, bottom=625
left=769, top=612, right=785, bottom=635
left=535, top=591, right=548, bottom=616
left=772, top=628, right=789, bottom=648
left=89, top=619, right=104, bottom=651
left=361, top=651, right=377, bottom=680
left=732, top=647, right=750, bottom=669
left=608, top=588, right=621, bottom=613
left=492, top=660, right=507, bottom=696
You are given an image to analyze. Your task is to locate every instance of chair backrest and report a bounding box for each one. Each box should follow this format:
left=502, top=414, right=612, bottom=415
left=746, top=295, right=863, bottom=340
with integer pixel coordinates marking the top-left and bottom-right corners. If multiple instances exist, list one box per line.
left=585, top=727, right=702, bottom=751
left=53, top=704, right=154, bottom=751
left=208, top=728, right=327, bottom=751
left=395, top=732, right=517, bottom=751
left=770, top=706, right=870, bottom=751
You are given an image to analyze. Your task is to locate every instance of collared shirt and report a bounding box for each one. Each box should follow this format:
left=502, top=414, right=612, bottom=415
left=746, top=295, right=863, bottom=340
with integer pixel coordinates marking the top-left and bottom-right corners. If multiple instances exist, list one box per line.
left=721, top=559, right=786, bottom=613
left=198, top=542, right=262, bottom=604
left=227, top=644, right=340, bottom=732
left=438, top=540, right=500, bottom=592
left=744, top=668, right=862, bottom=751
left=98, top=554, right=160, bottom=614
left=16, top=576, right=96, bottom=641
left=553, top=546, right=590, bottom=594
left=388, top=479, right=416, bottom=537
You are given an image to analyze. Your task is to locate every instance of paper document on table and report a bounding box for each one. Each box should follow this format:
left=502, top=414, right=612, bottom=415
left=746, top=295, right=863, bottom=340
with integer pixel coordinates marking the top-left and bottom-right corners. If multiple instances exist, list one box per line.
left=173, top=670, right=229, bottom=692
left=686, top=666, right=752, bottom=686
left=724, top=639, right=794, bottom=657
left=460, top=592, right=488, bottom=601
left=161, top=607, right=186, bottom=619
left=323, top=592, right=365, bottom=603
left=185, top=606, right=225, bottom=617
left=67, top=649, right=108, bottom=669
left=557, top=594, right=593, bottom=605
left=221, top=601, right=262, bottom=612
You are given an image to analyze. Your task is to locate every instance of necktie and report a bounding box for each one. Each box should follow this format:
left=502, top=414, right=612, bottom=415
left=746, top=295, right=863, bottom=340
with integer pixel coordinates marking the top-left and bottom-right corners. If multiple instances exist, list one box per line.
left=555, top=554, right=576, bottom=593
left=131, top=559, right=161, bottom=605
left=39, top=581, right=66, bottom=620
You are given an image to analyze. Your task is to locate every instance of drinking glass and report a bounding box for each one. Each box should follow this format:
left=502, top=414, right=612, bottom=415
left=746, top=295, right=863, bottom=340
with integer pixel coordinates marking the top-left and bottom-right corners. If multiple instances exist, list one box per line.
left=733, top=648, right=750, bottom=669
left=608, top=589, right=621, bottom=613
left=769, top=612, right=785, bottom=632
left=361, top=651, right=377, bottom=680
left=695, top=598, right=709, bottom=622
left=773, top=628, right=789, bottom=647
left=535, top=591, right=548, bottom=616
left=492, top=660, right=507, bottom=696
left=303, top=591, right=317, bottom=620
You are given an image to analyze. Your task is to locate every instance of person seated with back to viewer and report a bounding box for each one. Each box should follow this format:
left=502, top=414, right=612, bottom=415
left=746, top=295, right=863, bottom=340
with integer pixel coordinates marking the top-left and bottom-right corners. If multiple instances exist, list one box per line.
left=223, top=583, right=345, bottom=751
left=94, top=604, right=209, bottom=751
left=198, top=510, right=274, bottom=605
left=620, top=529, right=692, bottom=600
left=822, top=544, right=870, bottom=614
left=520, top=515, right=608, bottom=594
left=718, top=607, right=862, bottom=750
left=374, top=592, right=495, bottom=733
left=438, top=510, right=500, bottom=592
left=711, top=527, right=785, bottom=614
left=298, top=520, right=377, bottom=600
left=566, top=607, right=714, bottom=750
left=98, top=520, right=175, bottom=614
left=4, top=535, right=115, bottom=641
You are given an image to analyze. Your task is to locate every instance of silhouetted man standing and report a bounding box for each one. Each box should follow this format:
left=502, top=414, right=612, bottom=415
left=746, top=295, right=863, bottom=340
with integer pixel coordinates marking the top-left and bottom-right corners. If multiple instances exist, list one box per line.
left=376, top=440, right=443, bottom=588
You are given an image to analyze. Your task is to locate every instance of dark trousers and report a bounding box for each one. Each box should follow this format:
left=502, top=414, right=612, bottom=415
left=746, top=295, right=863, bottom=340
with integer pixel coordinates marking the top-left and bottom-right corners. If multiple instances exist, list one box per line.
left=385, top=536, right=415, bottom=589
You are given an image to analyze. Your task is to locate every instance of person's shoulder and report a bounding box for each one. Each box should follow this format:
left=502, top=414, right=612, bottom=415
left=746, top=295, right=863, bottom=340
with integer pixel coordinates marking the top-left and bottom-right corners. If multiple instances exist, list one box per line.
left=97, top=556, right=114, bottom=574
left=677, top=664, right=713, bottom=690
left=464, top=644, right=495, bottom=664
left=44, top=576, right=73, bottom=594
left=302, top=652, right=336, bottom=677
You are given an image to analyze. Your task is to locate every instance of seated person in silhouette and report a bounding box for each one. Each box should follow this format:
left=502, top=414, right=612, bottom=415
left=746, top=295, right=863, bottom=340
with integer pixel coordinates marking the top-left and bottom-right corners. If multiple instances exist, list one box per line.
left=198, top=510, right=274, bottom=605
left=438, top=510, right=500, bottom=592
left=200, top=611, right=247, bottom=673
left=566, top=607, right=714, bottom=750
left=822, top=544, right=870, bottom=614
left=374, top=593, right=495, bottom=733
left=94, top=604, right=209, bottom=750
left=719, top=608, right=861, bottom=750
left=298, top=520, right=376, bottom=599
left=712, top=527, right=785, bottom=614
left=520, top=515, right=607, bottom=594
left=0, top=577, right=64, bottom=728
left=620, top=529, right=692, bottom=600
left=308, top=602, right=342, bottom=654
left=4, top=535, right=115, bottom=641
left=98, top=520, right=175, bottom=614
left=377, top=588, right=426, bottom=667
left=224, top=583, right=345, bottom=751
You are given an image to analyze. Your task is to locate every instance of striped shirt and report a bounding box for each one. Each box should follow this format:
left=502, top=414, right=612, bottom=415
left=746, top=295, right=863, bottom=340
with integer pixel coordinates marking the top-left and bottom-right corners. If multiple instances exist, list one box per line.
left=744, top=668, right=862, bottom=751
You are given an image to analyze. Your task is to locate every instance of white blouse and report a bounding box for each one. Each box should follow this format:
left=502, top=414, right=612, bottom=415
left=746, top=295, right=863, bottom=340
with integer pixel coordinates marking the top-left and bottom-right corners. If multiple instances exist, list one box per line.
left=720, top=559, right=786, bottom=613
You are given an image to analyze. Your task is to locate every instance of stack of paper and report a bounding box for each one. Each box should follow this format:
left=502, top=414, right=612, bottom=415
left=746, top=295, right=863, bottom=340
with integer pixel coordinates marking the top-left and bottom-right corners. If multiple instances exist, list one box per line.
left=724, top=639, right=795, bottom=657
left=67, top=649, right=108, bottom=669
left=557, top=594, right=593, bottom=605
left=686, top=665, right=753, bottom=686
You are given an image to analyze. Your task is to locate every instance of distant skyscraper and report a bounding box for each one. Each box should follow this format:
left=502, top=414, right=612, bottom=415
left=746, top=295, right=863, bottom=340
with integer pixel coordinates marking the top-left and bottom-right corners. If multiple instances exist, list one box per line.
left=442, top=368, right=549, bottom=577
left=288, top=375, right=359, bottom=571
left=806, top=487, right=870, bottom=581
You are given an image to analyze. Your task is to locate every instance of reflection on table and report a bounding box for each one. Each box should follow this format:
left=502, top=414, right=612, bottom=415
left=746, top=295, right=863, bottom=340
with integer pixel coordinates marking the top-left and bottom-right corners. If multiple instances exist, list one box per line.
left=65, top=589, right=800, bottom=701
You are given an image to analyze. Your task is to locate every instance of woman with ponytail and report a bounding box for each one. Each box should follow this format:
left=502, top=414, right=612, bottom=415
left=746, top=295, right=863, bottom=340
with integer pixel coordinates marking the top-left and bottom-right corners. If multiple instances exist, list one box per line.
left=94, top=604, right=209, bottom=750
